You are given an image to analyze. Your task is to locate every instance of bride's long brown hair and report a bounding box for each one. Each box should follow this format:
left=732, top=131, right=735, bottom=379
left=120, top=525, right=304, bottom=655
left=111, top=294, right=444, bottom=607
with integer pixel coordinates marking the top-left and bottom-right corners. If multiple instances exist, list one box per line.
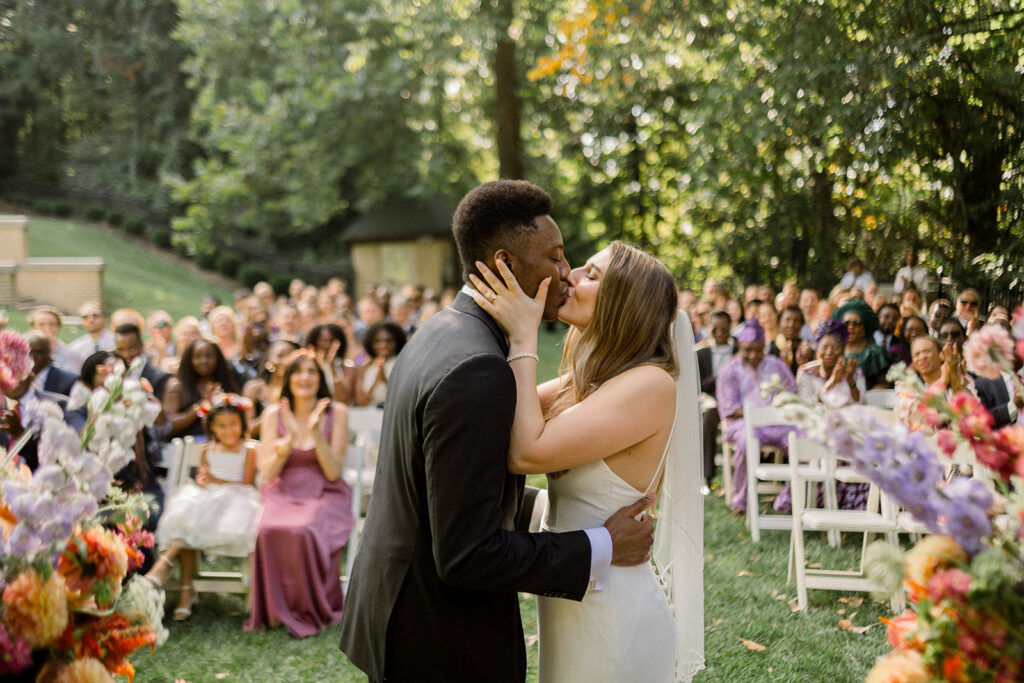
left=546, top=241, right=678, bottom=419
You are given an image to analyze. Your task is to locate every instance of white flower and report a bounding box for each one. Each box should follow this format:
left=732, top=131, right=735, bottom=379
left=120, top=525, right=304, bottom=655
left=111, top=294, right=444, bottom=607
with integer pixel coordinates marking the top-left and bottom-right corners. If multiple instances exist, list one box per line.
left=67, top=381, right=93, bottom=412
left=88, top=387, right=111, bottom=416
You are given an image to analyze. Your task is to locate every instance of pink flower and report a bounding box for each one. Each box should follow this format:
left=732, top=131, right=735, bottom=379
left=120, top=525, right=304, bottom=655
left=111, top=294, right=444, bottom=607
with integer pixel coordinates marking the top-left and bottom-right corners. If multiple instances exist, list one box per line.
left=935, top=429, right=958, bottom=457
left=964, top=325, right=1015, bottom=379
left=0, top=330, right=31, bottom=394
left=0, top=623, right=31, bottom=675
left=926, top=567, right=971, bottom=604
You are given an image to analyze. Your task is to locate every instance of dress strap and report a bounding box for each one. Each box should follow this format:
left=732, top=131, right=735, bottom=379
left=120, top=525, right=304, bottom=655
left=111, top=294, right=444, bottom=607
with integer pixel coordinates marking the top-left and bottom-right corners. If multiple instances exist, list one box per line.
left=643, top=420, right=676, bottom=496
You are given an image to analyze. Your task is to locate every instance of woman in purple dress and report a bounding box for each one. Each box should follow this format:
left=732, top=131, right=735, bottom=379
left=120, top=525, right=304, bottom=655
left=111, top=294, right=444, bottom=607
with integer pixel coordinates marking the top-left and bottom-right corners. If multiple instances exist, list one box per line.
left=245, top=350, right=353, bottom=637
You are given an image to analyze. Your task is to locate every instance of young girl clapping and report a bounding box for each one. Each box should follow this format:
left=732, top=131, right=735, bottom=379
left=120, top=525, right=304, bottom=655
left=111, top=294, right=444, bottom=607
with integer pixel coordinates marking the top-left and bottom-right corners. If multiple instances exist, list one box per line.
left=145, top=394, right=262, bottom=620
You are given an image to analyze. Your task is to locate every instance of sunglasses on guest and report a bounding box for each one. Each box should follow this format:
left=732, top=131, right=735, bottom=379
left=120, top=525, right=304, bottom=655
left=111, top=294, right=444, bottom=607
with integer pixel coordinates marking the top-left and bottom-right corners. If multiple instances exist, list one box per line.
left=938, top=330, right=964, bottom=340
left=957, top=299, right=979, bottom=308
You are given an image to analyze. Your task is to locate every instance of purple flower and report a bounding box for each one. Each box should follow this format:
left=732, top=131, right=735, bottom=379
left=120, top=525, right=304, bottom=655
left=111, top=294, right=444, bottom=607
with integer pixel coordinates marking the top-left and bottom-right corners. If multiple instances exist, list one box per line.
left=944, top=477, right=994, bottom=511
left=940, top=496, right=992, bottom=555
left=0, top=623, right=32, bottom=675
left=903, top=497, right=942, bottom=533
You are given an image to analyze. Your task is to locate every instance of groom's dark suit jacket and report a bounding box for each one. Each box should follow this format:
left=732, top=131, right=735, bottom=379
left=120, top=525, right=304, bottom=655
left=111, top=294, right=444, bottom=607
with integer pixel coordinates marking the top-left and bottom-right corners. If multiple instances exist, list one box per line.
left=339, top=292, right=591, bottom=682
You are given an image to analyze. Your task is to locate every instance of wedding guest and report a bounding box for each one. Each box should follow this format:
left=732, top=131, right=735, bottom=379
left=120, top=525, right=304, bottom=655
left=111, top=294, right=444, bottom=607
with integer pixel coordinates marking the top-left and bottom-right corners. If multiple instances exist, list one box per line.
left=838, top=257, right=875, bottom=291
left=874, top=303, right=908, bottom=365
left=243, top=339, right=300, bottom=437
left=928, top=299, right=953, bottom=337
left=353, top=296, right=386, bottom=339
left=971, top=323, right=1023, bottom=428
left=208, top=305, right=243, bottom=369
left=145, top=310, right=175, bottom=369
left=716, top=320, right=797, bottom=513
left=246, top=351, right=352, bottom=637
left=114, top=323, right=172, bottom=400
left=796, top=320, right=868, bottom=509
left=893, top=248, right=929, bottom=294
left=900, top=287, right=924, bottom=319
left=798, top=288, right=820, bottom=340
left=833, top=299, right=892, bottom=389
left=253, top=281, right=277, bottom=318
left=163, top=316, right=202, bottom=374
left=67, top=301, right=115, bottom=372
left=388, top=294, right=416, bottom=335
left=163, top=338, right=240, bottom=439
left=110, top=308, right=147, bottom=335
left=272, top=303, right=303, bottom=345
left=354, top=321, right=406, bottom=408
left=696, top=311, right=736, bottom=490
left=769, top=306, right=812, bottom=377
left=954, top=288, right=982, bottom=334
left=24, top=330, right=78, bottom=404
left=305, top=323, right=354, bottom=403
left=28, top=305, right=75, bottom=372
left=898, top=336, right=968, bottom=430
left=237, top=322, right=270, bottom=385
left=900, top=315, right=930, bottom=351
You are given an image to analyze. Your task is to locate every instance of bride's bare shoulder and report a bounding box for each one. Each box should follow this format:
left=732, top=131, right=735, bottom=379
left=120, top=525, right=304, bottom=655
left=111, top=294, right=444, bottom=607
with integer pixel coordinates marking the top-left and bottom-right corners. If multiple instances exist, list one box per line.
left=603, top=364, right=675, bottom=399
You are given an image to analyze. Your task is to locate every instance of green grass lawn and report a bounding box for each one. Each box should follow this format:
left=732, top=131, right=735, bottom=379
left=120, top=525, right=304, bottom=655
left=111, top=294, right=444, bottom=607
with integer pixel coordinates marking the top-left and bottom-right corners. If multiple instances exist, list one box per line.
left=2, top=216, right=235, bottom=338
left=130, top=493, right=891, bottom=682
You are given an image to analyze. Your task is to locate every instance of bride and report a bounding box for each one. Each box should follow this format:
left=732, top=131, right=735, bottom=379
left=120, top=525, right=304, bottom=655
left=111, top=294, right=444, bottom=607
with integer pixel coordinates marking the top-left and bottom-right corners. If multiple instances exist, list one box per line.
left=471, top=241, right=704, bottom=683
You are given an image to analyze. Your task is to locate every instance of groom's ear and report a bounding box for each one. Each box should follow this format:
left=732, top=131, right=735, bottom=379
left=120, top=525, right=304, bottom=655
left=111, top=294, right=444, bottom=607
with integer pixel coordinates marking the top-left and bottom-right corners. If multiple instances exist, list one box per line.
left=492, top=249, right=517, bottom=274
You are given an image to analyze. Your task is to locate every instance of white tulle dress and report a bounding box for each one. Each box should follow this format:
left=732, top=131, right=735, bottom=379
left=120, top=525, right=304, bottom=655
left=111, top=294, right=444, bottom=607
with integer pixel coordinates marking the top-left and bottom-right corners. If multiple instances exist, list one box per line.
left=538, top=459, right=675, bottom=683
left=156, top=445, right=263, bottom=556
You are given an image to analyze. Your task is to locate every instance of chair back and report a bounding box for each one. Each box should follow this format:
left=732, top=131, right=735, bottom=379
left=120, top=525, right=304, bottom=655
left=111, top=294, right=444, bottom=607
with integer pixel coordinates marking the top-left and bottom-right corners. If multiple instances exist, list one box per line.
left=176, top=437, right=204, bottom=488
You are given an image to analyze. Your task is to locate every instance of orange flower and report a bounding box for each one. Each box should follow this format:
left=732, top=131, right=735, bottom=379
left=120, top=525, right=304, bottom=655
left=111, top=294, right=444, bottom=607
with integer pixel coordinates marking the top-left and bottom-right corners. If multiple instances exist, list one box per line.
left=904, top=535, right=967, bottom=593
left=881, top=610, right=925, bottom=651
left=865, top=649, right=929, bottom=683
left=942, top=653, right=968, bottom=682
left=2, top=568, right=69, bottom=648
left=58, top=526, right=129, bottom=608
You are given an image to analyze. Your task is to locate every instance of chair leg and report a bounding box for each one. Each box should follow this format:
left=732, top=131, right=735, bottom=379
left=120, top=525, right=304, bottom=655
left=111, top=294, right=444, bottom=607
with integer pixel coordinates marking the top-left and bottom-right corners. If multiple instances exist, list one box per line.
left=722, top=438, right=733, bottom=503
left=746, top=445, right=760, bottom=542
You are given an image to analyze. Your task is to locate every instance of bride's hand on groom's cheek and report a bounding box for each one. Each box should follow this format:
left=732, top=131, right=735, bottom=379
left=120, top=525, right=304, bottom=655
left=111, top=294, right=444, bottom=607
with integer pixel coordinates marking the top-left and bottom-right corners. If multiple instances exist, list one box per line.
left=604, top=495, right=656, bottom=567
left=470, top=260, right=549, bottom=343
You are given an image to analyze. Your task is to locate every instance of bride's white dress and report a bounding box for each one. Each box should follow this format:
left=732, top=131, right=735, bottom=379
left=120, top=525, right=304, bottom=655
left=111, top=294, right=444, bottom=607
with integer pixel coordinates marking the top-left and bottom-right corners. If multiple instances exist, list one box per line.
left=538, top=459, right=674, bottom=683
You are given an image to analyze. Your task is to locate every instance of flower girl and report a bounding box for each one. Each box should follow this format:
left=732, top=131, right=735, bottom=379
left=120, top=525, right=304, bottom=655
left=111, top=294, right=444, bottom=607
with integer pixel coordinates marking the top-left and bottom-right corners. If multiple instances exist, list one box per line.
left=144, top=393, right=262, bottom=620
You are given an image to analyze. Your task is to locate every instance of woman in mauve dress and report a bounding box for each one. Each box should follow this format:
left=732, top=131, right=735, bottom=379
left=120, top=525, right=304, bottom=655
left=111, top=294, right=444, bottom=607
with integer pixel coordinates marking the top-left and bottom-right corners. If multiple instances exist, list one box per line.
left=245, top=350, right=353, bottom=637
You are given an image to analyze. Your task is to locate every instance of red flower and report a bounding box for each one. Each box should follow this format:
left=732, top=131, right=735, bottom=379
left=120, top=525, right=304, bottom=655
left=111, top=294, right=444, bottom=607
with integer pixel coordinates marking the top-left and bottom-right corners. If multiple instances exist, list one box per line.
left=935, top=429, right=958, bottom=457
left=942, top=653, right=967, bottom=683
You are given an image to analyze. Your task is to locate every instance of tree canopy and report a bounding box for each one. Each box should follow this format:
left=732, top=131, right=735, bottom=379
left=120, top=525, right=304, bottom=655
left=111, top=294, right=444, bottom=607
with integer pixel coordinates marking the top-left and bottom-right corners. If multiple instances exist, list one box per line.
left=2, top=0, right=1021, bottom=292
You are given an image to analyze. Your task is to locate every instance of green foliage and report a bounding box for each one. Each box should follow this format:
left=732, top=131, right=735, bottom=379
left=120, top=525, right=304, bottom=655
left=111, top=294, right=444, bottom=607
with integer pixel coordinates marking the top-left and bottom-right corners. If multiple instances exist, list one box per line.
left=33, top=200, right=56, bottom=215
left=269, top=274, right=293, bottom=296
left=106, top=211, right=125, bottom=226
left=151, top=228, right=172, bottom=249
left=84, top=206, right=106, bottom=221
left=238, top=263, right=268, bottom=289
left=215, top=252, right=242, bottom=278
left=52, top=202, right=73, bottom=217
left=125, top=218, right=147, bottom=236
left=195, top=250, right=218, bottom=270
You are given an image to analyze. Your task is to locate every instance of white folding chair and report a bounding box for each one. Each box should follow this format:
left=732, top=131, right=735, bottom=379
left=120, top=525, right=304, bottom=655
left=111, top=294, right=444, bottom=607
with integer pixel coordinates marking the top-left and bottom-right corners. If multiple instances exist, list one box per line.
left=719, top=419, right=733, bottom=503
left=162, top=437, right=254, bottom=599
left=346, top=407, right=384, bottom=511
left=160, top=438, right=186, bottom=497
left=745, top=404, right=835, bottom=543
left=787, top=433, right=903, bottom=612
left=341, top=442, right=366, bottom=592
left=864, top=390, right=897, bottom=409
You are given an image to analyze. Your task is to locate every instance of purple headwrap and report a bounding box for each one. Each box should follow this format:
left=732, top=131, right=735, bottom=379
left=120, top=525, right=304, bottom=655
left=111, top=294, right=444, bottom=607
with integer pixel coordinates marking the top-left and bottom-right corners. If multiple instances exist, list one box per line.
left=736, top=320, right=765, bottom=344
left=814, top=319, right=849, bottom=348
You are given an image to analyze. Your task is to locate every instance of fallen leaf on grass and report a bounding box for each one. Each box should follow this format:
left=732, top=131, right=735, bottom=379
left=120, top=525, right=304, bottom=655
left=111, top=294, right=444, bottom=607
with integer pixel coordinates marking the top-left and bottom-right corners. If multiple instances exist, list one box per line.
left=808, top=562, right=823, bottom=568
left=215, top=675, right=229, bottom=681
left=838, top=596, right=864, bottom=607
left=788, top=597, right=801, bottom=612
left=737, top=570, right=752, bottom=577
left=738, top=638, right=767, bottom=652
left=774, top=593, right=787, bottom=601
left=838, top=619, right=877, bottom=634
left=837, top=608, right=846, bottom=615
left=526, top=635, right=539, bottom=646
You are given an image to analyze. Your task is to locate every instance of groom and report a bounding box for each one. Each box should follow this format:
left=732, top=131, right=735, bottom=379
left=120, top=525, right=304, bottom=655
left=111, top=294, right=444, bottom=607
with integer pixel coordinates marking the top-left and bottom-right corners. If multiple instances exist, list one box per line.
left=339, top=180, right=655, bottom=682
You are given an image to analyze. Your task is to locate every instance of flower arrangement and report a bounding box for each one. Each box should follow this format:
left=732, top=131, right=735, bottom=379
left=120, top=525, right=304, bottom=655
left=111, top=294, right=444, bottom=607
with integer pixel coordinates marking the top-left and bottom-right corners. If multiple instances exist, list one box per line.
left=195, top=392, right=253, bottom=419
left=771, top=313, right=1024, bottom=683
left=1, top=334, right=166, bottom=682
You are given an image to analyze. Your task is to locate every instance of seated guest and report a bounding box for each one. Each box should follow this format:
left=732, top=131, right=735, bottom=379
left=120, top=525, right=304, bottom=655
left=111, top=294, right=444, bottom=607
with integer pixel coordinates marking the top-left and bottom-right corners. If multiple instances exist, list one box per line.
left=769, top=306, right=812, bottom=377
left=900, top=315, right=930, bottom=351
left=797, top=320, right=869, bottom=508
left=758, top=302, right=779, bottom=349
left=798, top=288, right=820, bottom=341
left=953, top=288, right=982, bottom=334
left=354, top=321, right=407, bottom=408
left=928, top=299, right=953, bottom=337
left=874, top=303, right=908, bottom=365
left=305, top=324, right=354, bottom=404
left=115, top=323, right=172, bottom=400
left=838, top=257, right=875, bottom=291
left=163, top=316, right=202, bottom=374
left=833, top=299, right=892, bottom=389
left=797, top=320, right=865, bottom=408
left=897, top=335, right=970, bottom=431
left=900, top=287, right=923, bottom=319
left=716, top=320, right=797, bottom=513
left=67, top=301, right=116, bottom=372
left=25, top=330, right=78, bottom=401
left=145, top=310, right=175, bottom=370
left=1, top=371, right=42, bottom=470
left=970, top=324, right=1023, bottom=428
left=28, top=305, right=76, bottom=372
left=164, top=338, right=240, bottom=439
left=696, top=311, right=736, bottom=490
left=245, top=351, right=353, bottom=637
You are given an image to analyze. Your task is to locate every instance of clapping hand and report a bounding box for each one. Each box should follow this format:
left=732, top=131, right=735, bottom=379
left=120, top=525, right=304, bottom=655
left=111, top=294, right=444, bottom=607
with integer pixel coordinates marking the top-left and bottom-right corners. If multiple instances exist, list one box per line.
left=310, top=397, right=331, bottom=431
left=470, top=259, right=549, bottom=346
left=316, top=340, right=342, bottom=367
left=195, top=464, right=212, bottom=487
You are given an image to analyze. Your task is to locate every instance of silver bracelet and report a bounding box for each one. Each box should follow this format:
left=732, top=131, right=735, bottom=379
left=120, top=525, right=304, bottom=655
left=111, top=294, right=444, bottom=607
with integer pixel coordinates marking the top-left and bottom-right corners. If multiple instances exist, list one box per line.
left=507, top=352, right=539, bottom=363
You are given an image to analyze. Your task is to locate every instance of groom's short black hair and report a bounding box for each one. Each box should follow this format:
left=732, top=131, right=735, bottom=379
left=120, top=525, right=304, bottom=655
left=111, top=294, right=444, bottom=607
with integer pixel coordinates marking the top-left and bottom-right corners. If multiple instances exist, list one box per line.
left=452, top=180, right=553, bottom=282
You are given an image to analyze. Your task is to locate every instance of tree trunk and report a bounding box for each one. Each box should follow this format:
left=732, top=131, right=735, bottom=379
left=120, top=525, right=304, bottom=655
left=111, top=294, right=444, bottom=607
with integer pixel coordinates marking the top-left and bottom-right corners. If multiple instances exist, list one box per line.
left=494, top=0, right=522, bottom=179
